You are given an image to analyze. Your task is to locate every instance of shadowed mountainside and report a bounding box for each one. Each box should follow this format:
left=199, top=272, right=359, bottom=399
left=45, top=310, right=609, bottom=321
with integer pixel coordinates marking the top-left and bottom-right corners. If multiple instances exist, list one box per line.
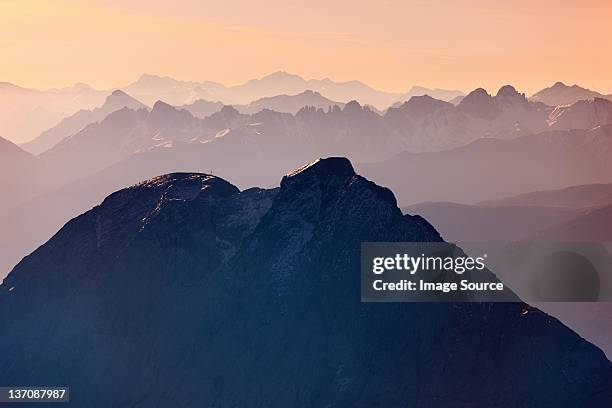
left=1, top=158, right=611, bottom=407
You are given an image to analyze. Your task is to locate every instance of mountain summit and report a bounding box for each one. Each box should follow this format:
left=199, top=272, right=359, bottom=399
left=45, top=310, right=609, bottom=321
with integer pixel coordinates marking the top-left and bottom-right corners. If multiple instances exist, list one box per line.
left=1, top=158, right=611, bottom=407
left=531, top=82, right=611, bottom=106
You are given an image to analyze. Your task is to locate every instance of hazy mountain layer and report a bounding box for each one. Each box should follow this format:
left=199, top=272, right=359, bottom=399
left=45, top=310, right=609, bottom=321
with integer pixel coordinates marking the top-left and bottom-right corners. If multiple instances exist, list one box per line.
left=0, top=82, right=107, bottom=144
left=359, top=125, right=612, bottom=206
left=403, top=202, right=580, bottom=242
left=21, top=90, right=147, bottom=155
left=485, top=181, right=612, bottom=209
left=123, top=71, right=402, bottom=109
left=0, top=136, right=42, bottom=214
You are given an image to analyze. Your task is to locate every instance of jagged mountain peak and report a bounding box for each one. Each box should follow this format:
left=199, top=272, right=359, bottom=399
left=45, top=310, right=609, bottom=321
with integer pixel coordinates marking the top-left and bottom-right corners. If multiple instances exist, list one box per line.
left=459, top=87, right=498, bottom=118
left=109, top=89, right=130, bottom=98
left=148, top=100, right=191, bottom=121
left=496, top=84, right=520, bottom=98
left=103, top=89, right=146, bottom=110
left=495, top=85, right=529, bottom=108
left=284, top=157, right=356, bottom=181
left=134, top=172, right=239, bottom=200
left=150, top=99, right=175, bottom=112
left=219, top=104, right=241, bottom=116
left=398, top=94, right=451, bottom=114
left=464, top=87, right=492, bottom=99
left=281, top=157, right=399, bottom=209
left=342, top=100, right=363, bottom=112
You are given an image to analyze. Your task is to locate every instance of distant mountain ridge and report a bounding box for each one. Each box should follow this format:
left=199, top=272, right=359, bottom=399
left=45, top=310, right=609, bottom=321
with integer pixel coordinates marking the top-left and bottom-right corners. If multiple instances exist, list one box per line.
left=181, top=90, right=345, bottom=118
left=0, top=82, right=107, bottom=144
left=122, top=71, right=402, bottom=109
left=21, top=90, right=147, bottom=155
left=394, top=85, right=465, bottom=104
left=531, top=81, right=612, bottom=107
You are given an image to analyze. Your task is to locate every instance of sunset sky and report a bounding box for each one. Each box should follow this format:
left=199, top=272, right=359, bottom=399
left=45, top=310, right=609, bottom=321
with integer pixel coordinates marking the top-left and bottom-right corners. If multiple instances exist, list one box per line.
left=1, top=0, right=611, bottom=94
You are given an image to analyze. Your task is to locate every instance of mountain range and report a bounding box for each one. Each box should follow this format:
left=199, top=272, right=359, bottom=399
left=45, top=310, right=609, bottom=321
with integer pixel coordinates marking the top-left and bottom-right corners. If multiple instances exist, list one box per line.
left=123, top=71, right=402, bottom=109
left=181, top=90, right=346, bottom=118
left=3, top=87, right=612, bottom=278
left=1, top=158, right=611, bottom=407
left=3, top=74, right=611, bottom=148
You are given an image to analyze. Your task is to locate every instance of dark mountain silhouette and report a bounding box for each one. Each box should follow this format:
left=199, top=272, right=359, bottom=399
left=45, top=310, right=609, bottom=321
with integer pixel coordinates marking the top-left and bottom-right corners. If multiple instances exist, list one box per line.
left=1, top=158, right=611, bottom=407
left=0, top=136, right=41, bottom=214
left=358, top=125, right=612, bottom=206
left=21, top=90, right=147, bottom=155
left=531, top=82, right=612, bottom=107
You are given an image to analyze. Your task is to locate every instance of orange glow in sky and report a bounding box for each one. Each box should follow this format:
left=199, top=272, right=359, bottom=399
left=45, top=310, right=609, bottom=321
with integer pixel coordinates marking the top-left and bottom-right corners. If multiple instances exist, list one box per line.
left=1, top=0, right=611, bottom=94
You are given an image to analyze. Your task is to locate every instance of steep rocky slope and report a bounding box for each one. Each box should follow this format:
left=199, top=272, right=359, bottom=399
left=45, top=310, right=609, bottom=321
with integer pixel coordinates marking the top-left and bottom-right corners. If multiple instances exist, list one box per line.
left=1, top=158, right=611, bottom=407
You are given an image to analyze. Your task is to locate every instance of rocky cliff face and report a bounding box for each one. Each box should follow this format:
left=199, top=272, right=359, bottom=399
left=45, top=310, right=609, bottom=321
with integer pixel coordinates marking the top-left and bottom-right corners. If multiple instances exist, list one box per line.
left=1, top=158, right=611, bottom=407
